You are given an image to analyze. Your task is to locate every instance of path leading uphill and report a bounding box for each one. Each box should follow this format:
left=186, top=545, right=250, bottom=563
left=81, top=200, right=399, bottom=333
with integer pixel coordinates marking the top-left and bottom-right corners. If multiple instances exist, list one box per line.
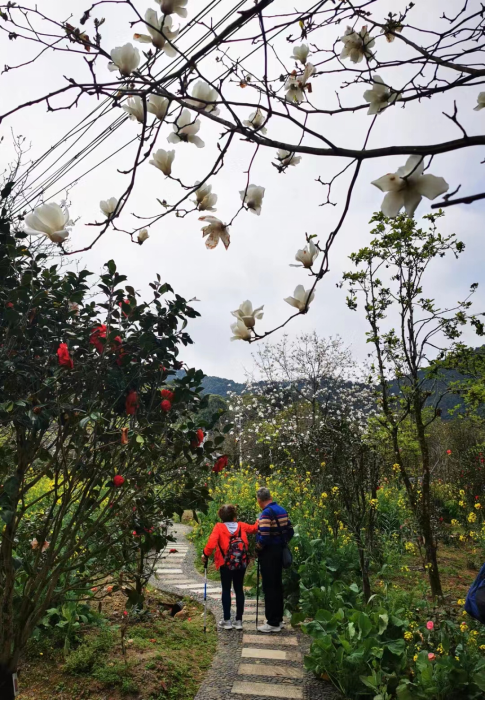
left=151, top=523, right=334, bottom=700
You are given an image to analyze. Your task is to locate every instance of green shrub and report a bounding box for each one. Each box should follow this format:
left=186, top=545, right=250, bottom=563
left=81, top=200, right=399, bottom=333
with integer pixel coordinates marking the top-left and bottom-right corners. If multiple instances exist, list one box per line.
left=63, top=629, right=113, bottom=674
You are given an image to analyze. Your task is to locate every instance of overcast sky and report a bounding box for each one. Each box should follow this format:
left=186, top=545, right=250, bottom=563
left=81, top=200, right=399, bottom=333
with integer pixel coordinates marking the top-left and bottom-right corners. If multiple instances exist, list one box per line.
left=1, top=0, right=484, bottom=381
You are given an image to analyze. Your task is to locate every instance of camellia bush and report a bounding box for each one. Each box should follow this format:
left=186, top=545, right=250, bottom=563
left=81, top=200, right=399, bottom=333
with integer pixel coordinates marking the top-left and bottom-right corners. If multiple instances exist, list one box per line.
left=0, top=188, right=224, bottom=693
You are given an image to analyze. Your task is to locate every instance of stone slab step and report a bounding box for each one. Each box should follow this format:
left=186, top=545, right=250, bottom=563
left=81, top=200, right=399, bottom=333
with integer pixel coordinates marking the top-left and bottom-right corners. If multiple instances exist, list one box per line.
left=238, top=663, right=304, bottom=679
left=156, top=578, right=193, bottom=584
left=243, top=634, right=298, bottom=646
left=156, top=568, right=183, bottom=574
left=164, top=582, right=200, bottom=589
left=231, top=681, right=303, bottom=699
left=242, top=648, right=302, bottom=662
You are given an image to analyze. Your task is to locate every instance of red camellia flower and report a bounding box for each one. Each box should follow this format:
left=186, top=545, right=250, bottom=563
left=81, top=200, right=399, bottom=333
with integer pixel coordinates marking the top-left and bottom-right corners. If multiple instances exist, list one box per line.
left=113, top=475, right=125, bottom=487
left=57, top=343, right=73, bottom=369
left=90, top=324, right=107, bottom=353
left=161, top=399, right=172, bottom=412
left=191, top=428, right=204, bottom=448
left=446, top=449, right=452, bottom=455
left=6, top=302, right=14, bottom=308
left=161, top=388, right=175, bottom=402
left=169, top=548, right=177, bottom=553
left=212, top=455, right=228, bottom=473
left=125, top=390, right=139, bottom=415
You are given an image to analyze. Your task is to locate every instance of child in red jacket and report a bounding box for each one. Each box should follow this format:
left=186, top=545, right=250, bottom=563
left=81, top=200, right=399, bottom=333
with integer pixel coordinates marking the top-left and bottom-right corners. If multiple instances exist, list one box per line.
left=202, top=504, right=258, bottom=630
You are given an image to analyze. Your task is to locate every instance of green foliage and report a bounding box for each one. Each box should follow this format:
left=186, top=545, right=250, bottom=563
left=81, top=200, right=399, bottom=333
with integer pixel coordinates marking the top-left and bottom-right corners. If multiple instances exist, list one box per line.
left=63, top=628, right=114, bottom=674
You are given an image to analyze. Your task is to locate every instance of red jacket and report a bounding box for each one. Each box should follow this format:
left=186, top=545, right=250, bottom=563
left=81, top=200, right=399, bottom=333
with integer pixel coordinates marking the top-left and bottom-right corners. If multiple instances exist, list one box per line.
left=203, top=521, right=258, bottom=569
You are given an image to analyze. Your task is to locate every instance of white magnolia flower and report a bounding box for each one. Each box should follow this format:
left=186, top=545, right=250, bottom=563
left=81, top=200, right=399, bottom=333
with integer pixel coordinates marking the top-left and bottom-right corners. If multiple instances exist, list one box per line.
left=134, top=10, right=178, bottom=56
left=243, top=108, right=267, bottom=134
left=285, top=63, right=315, bottom=103
left=108, top=43, right=140, bottom=76
left=292, top=44, right=310, bottom=64
left=24, top=202, right=70, bottom=243
left=167, top=109, right=204, bottom=148
left=371, top=155, right=449, bottom=217
left=156, top=0, right=188, bottom=19
left=231, top=300, right=264, bottom=328
left=200, top=216, right=230, bottom=249
left=100, top=197, right=119, bottom=218
left=284, top=284, right=315, bottom=312
left=149, top=149, right=175, bottom=176
left=193, top=182, right=217, bottom=211
left=187, top=81, right=220, bottom=115
left=240, top=184, right=265, bottom=215
left=292, top=240, right=319, bottom=268
left=138, top=229, right=149, bottom=243
left=340, top=26, right=375, bottom=63
left=363, top=75, right=400, bottom=115
left=122, top=96, right=146, bottom=123
left=230, top=318, right=252, bottom=341
left=275, top=149, right=301, bottom=169
left=147, top=94, right=169, bottom=121
left=474, top=92, right=485, bottom=111
left=383, top=24, right=403, bottom=43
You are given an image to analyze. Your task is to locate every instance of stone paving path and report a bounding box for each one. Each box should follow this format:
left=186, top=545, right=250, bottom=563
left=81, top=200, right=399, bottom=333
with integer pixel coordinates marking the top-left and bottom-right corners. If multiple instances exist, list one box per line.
left=152, top=523, right=335, bottom=700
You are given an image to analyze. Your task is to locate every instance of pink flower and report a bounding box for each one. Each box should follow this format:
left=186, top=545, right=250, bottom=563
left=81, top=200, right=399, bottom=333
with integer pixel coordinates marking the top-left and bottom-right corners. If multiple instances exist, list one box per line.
left=426, top=621, right=434, bottom=630
left=428, top=652, right=435, bottom=660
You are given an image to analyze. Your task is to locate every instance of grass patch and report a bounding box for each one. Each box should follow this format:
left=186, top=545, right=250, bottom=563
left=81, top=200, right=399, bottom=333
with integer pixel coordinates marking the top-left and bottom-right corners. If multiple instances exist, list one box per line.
left=18, top=588, right=217, bottom=700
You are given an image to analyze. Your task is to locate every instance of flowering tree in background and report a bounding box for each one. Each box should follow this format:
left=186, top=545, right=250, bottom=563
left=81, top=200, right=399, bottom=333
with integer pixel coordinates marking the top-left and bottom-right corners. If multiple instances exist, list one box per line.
left=225, top=332, right=375, bottom=473
left=1, top=0, right=484, bottom=340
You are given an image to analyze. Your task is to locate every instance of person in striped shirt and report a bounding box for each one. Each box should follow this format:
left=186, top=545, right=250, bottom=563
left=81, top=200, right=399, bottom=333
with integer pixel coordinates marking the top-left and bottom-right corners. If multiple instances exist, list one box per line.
left=255, top=487, right=294, bottom=633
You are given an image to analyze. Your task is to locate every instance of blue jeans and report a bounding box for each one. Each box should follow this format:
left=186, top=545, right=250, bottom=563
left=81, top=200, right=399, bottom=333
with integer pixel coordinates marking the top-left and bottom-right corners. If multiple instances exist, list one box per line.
left=219, top=566, right=245, bottom=620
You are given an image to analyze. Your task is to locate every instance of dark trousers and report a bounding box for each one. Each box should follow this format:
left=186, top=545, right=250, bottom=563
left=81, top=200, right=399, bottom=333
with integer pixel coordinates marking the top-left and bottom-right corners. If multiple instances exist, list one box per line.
left=220, top=565, right=245, bottom=620
left=259, top=544, right=284, bottom=627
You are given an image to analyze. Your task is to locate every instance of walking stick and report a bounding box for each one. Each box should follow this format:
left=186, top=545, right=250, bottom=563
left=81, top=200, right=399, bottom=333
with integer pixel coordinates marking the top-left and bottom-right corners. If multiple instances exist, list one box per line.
left=256, top=556, right=260, bottom=630
left=203, top=559, right=208, bottom=634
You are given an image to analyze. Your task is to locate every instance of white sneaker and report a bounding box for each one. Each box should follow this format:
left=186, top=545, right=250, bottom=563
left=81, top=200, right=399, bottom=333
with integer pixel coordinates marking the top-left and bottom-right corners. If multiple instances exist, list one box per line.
left=234, top=620, right=243, bottom=630
left=258, top=623, right=281, bottom=633
left=266, top=619, right=286, bottom=629
left=218, top=619, right=232, bottom=630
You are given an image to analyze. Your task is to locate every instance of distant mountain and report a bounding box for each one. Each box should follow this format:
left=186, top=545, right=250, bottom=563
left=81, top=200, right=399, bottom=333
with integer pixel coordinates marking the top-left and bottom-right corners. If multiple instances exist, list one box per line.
left=200, top=375, right=245, bottom=396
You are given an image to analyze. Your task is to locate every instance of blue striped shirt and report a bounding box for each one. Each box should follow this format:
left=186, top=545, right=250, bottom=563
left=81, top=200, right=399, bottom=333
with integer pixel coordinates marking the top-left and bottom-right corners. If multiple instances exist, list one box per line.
left=256, top=501, right=294, bottom=548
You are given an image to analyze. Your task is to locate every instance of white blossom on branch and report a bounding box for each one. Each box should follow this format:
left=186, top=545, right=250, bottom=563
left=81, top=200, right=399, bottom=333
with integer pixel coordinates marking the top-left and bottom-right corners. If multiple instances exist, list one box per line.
left=108, top=43, right=140, bottom=76
left=230, top=318, right=252, bottom=341
left=156, top=0, right=188, bottom=19
left=371, top=155, right=449, bottom=217
left=186, top=81, right=220, bottom=115
left=292, top=44, right=310, bottom=64
left=134, top=10, right=178, bottom=56
left=285, top=63, right=315, bottom=103
left=100, top=197, right=119, bottom=218
left=24, top=203, right=71, bottom=243
left=231, top=300, right=264, bottom=328
left=291, top=239, right=319, bottom=268
left=340, top=26, right=375, bottom=63
left=193, top=183, right=217, bottom=211
left=363, top=75, right=400, bottom=115
left=275, top=149, right=301, bottom=170
left=243, top=108, right=267, bottom=134
left=167, top=109, right=204, bottom=148
left=149, top=149, right=175, bottom=176
left=474, top=92, right=485, bottom=111
left=284, top=284, right=315, bottom=312
left=200, top=216, right=230, bottom=249
left=147, top=94, right=169, bottom=121
left=240, top=184, right=265, bottom=215
left=122, top=96, right=146, bottom=123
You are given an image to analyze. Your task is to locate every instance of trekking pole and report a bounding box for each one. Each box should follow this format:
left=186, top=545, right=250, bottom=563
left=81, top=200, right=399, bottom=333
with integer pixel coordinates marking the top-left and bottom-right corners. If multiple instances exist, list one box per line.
left=256, top=556, right=260, bottom=630
left=203, top=559, right=208, bottom=635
